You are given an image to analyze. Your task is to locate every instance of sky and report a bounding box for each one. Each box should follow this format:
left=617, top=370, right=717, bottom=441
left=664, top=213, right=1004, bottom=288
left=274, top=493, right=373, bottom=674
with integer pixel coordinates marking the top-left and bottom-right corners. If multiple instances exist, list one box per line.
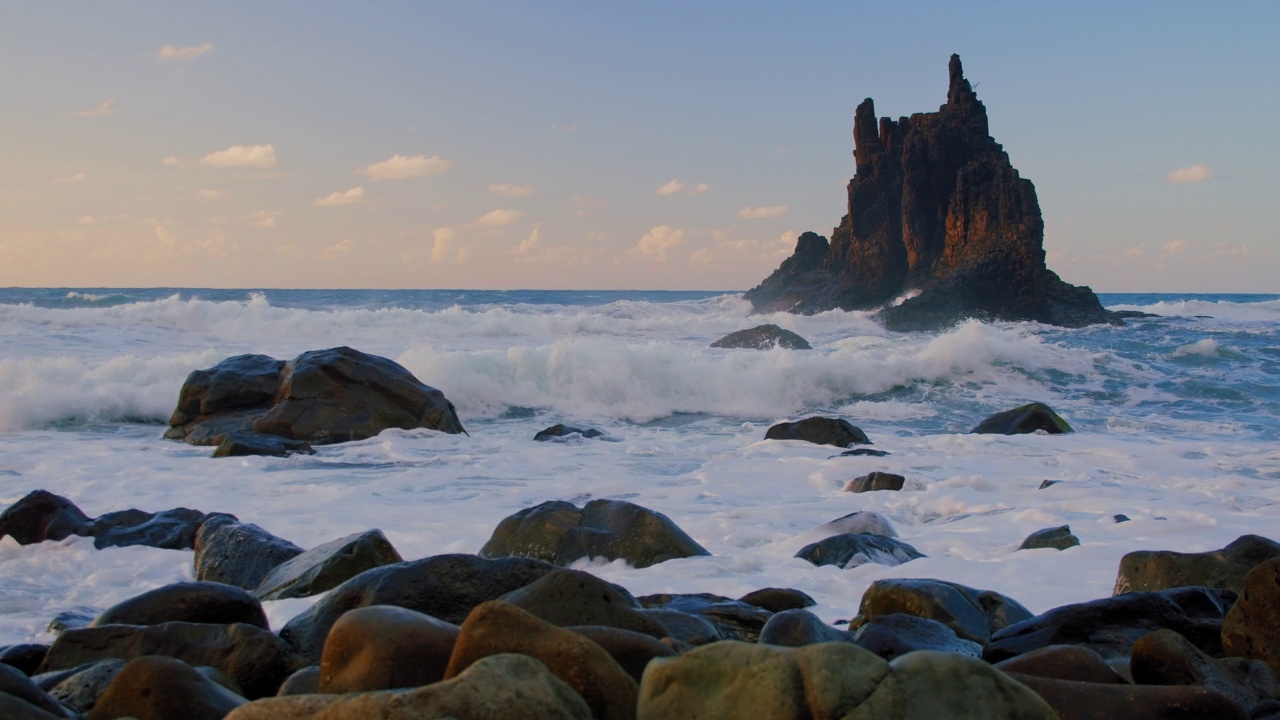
left=2, top=1, right=1278, bottom=292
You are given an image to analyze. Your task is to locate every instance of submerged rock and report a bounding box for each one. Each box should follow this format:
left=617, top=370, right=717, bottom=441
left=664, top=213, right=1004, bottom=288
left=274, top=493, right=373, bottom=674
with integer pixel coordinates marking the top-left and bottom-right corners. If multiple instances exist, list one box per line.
left=710, top=324, right=812, bottom=350
left=972, top=402, right=1073, bottom=435
left=765, top=417, right=871, bottom=447
left=1020, top=525, right=1081, bottom=551
left=795, top=533, right=924, bottom=570
left=844, top=471, right=905, bottom=493
left=0, top=490, right=91, bottom=545
left=532, top=424, right=604, bottom=441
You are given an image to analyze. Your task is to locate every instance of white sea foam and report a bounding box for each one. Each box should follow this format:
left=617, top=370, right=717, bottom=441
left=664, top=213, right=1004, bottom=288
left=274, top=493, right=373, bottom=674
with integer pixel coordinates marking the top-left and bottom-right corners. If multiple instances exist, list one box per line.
left=1111, top=298, right=1280, bottom=323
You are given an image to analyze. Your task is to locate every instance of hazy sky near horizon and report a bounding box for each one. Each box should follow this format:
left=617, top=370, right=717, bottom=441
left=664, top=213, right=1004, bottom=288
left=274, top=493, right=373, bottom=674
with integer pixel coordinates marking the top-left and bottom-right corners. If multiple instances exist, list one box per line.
left=3, top=1, right=1278, bottom=291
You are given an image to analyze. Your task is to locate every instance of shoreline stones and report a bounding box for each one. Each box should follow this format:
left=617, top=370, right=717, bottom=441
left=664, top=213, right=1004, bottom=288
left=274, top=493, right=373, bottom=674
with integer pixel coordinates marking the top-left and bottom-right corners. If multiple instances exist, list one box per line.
left=1114, top=534, right=1280, bottom=595
left=533, top=424, right=604, bottom=441
left=972, top=402, right=1073, bottom=435
left=795, top=533, right=924, bottom=570
left=765, top=417, right=870, bottom=447
left=710, top=324, right=811, bottom=350
left=844, top=471, right=905, bottom=493
left=1019, top=526, right=1080, bottom=551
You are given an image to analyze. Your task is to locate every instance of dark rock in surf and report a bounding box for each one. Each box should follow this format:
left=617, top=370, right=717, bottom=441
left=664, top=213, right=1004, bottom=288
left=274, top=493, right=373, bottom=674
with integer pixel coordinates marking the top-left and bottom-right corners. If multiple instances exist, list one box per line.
left=743, top=55, right=1116, bottom=331
left=710, top=324, right=812, bottom=350
left=820, top=510, right=899, bottom=538
left=852, top=613, right=983, bottom=660
left=972, top=402, right=1073, bottom=435
left=638, top=593, right=774, bottom=643
left=212, top=433, right=314, bottom=458
left=533, top=424, right=603, bottom=441
left=857, top=578, right=1032, bottom=645
left=253, top=529, right=402, bottom=601
left=46, top=609, right=97, bottom=636
left=1020, top=525, right=1080, bottom=551
left=738, top=587, right=816, bottom=614
left=0, top=491, right=91, bottom=545
left=166, top=346, right=466, bottom=451
left=194, top=515, right=304, bottom=592
left=1113, top=310, right=1161, bottom=320
left=91, top=581, right=268, bottom=630
left=844, top=471, right=905, bottom=493
left=795, top=533, right=924, bottom=570
left=765, top=417, right=870, bottom=447
left=838, top=447, right=890, bottom=457
left=1114, top=534, right=1280, bottom=595
left=89, top=507, right=209, bottom=550
left=479, top=498, right=710, bottom=569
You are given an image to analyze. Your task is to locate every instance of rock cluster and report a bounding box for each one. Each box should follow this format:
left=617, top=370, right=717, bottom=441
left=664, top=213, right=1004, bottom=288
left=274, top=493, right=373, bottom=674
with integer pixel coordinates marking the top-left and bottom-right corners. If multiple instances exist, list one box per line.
left=743, top=55, right=1117, bottom=330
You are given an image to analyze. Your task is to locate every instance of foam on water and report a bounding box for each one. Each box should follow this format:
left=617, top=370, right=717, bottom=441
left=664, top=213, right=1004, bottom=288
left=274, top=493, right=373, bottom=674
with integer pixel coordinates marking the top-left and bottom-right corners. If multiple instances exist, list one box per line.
left=0, top=289, right=1276, bottom=645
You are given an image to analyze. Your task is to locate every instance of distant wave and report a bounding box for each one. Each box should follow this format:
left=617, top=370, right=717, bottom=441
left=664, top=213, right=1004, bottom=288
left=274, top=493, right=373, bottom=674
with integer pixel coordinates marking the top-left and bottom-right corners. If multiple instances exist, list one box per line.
left=1110, top=298, right=1280, bottom=323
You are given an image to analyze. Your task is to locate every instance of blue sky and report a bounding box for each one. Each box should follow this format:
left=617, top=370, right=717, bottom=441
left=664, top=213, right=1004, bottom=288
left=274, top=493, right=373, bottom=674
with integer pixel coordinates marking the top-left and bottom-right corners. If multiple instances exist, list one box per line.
left=2, top=1, right=1277, bottom=290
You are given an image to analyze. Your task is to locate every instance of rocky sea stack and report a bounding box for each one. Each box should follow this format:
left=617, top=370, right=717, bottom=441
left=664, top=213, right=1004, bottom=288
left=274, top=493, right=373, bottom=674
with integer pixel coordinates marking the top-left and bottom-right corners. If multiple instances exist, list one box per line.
left=744, top=55, right=1117, bottom=331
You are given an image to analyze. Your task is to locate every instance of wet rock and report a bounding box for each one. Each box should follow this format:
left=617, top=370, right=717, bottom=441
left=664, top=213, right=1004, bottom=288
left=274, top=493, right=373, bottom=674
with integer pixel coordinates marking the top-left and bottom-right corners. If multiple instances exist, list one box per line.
left=0, top=693, right=68, bottom=720
left=758, top=608, right=854, bottom=647
left=0, top=664, right=71, bottom=717
left=1039, top=479, right=1061, bottom=489
left=852, top=613, right=983, bottom=660
left=479, top=498, right=709, bottom=569
left=43, top=659, right=125, bottom=714
left=710, top=324, right=812, bottom=350
left=212, top=433, right=314, bottom=458
left=638, top=593, right=773, bottom=642
left=972, top=402, right=1073, bottom=434
left=318, top=605, right=458, bottom=693
left=819, top=510, right=899, bottom=538
left=994, top=645, right=1130, bottom=684
left=1114, top=535, right=1280, bottom=595
left=838, top=447, right=891, bottom=457
left=0, top=491, right=91, bottom=545
left=985, top=589, right=1230, bottom=662
left=1115, top=514, right=1132, bottom=523
left=166, top=347, right=466, bottom=448
left=46, top=609, right=97, bottom=636
left=85, top=655, right=246, bottom=720
left=1007, top=672, right=1250, bottom=720
left=844, top=471, right=905, bottom=493
left=1253, top=700, right=1280, bottom=720
left=1132, top=629, right=1276, bottom=709
left=254, top=529, right=402, bottom=601
left=567, top=626, right=676, bottom=683
left=0, top=645, right=47, bottom=676
left=499, top=567, right=668, bottom=639
left=795, top=533, right=924, bottom=570
left=1223, top=558, right=1280, bottom=677
left=194, top=514, right=304, bottom=591
left=277, top=666, right=318, bottom=696
left=533, top=423, right=604, bottom=441
left=764, top=416, right=870, bottom=447
left=1020, top=525, right=1081, bottom=551
left=857, top=577, right=1033, bottom=644
left=737, top=587, right=815, bottom=613
left=278, top=553, right=555, bottom=663
left=445, top=601, right=637, bottom=720
left=92, top=581, right=269, bottom=629
left=225, top=653, right=592, bottom=720
left=639, top=608, right=720, bottom=646
left=89, top=507, right=210, bottom=550
left=38, top=621, right=300, bottom=700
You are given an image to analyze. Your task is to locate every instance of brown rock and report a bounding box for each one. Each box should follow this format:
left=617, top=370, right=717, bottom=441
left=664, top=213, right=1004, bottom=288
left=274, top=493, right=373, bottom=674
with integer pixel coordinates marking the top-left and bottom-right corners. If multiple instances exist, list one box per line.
left=1007, top=672, right=1249, bottom=720
left=498, top=567, right=669, bottom=639
left=254, top=529, right=403, bottom=601
left=446, top=600, right=638, bottom=720
left=318, top=605, right=459, bottom=693
left=1132, top=629, right=1276, bottom=709
left=995, top=644, right=1130, bottom=684
left=91, top=581, right=268, bottom=629
left=1223, top=558, right=1280, bottom=677
left=567, top=626, right=676, bottom=683
left=85, top=656, right=245, bottom=720
left=1115, top=535, right=1280, bottom=595
left=0, top=491, right=90, bottom=545
left=737, top=587, right=816, bottom=613
left=277, top=666, right=318, bottom=696
left=844, top=471, right=905, bottom=493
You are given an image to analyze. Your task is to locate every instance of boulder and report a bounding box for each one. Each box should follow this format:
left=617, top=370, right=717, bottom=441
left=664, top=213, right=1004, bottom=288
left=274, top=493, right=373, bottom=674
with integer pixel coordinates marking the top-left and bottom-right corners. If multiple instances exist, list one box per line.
left=254, top=529, right=402, bottom=601
left=445, top=601, right=638, bottom=720
left=710, top=324, right=812, bottom=350
left=213, top=433, right=314, bottom=458
left=166, top=346, right=466, bottom=449
left=737, top=587, right=815, bottom=613
left=498, top=567, right=668, bottom=639
left=567, top=626, right=676, bottom=683
left=478, top=498, right=710, bottom=569
left=277, top=666, right=318, bottom=696
left=637, top=593, right=773, bottom=643
left=0, top=491, right=90, bottom=545
left=1223, top=558, right=1280, bottom=677
left=852, top=613, right=982, bottom=660
left=46, top=609, right=97, bottom=636
left=0, top=645, right=47, bottom=676
left=278, top=553, right=555, bottom=663
left=0, top=664, right=71, bottom=717
left=742, top=55, right=1114, bottom=331
left=37, top=621, right=300, bottom=699
left=1131, top=629, right=1276, bottom=709
left=844, top=471, right=905, bottom=493
left=194, top=515, right=304, bottom=591
left=764, top=417, right=870, bottom=447
left=972, top=402, right=1073, bottom=435
left=839, top=447, right=891, bottom=457
left=857, top=578, right=1033, bottom=644
left=819, top=510, right=899, bottom=538
left=994, top=645, right=1130, bottom=684
left=224, top=654, right=592, bottom=720
left=89, top=507, right=209, bottom=550
left=92, top=581, right=268, bottom=629
left=85, top=655, right=246, bottom=720
left=0, top=694, right=69, bottom=720
left=533, top=424, right=604, bottom=441
left=42, top=659, right=125, bottom=714
left=1007, top=672, right=1250, bottom=720
left=795, top=533, right=924, bottom=570
left=759, top=608, right=855, bottom=647
left=1020, top=525, right=1081, bottom=551
left=1114, top=535, right=1280, bottom=595
left=639, top=608, right=720, bottom=646
left=318, top=605, right=459, bottom=693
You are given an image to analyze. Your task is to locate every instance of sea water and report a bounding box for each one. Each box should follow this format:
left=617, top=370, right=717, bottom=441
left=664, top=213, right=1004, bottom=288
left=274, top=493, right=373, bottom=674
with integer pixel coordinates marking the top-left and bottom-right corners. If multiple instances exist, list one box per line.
left=1, top=289, right=1277, bottom=642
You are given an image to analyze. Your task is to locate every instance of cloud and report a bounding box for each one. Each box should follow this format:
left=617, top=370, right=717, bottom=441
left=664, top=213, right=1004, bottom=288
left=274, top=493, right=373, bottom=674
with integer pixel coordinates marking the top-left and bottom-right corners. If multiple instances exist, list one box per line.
left=197, top=189, right=228, bottom=201
left=515, top=227, right=541, bottom=254
left=1167, top=164, right=1212, bottom=184
left=156, top=43, right=214, bottom=62
left=53, top=173, right=86, bottom=185
left=200, top=144, right=277, bottom=169
left=359, top=154, right=453, bottom=181
left=632, top=225, right=684, bottom=262
left=161, top=155, right=182, bottom=166
left=488, top=183, right=534, bottom=197
left=550, top=123, right=580, bottom=132
left=320, top=239, right=354, bottom=259
left=476, top=209, right=523, bottom=227
left=1123, top=244, right=1147, bottom=259
left=238, top=210, right=281, bottom=228
left=689, top=183, right=710, bottom=195
left=1162, top=240, right=1188, bottom=256
left=71, top=99, right=116, bottom=118
left=431, top=227, right=456, bottom=262
left=739, top=205, right=788, bottom=219
left=276, top=243, right=302, bottom=258
left=77, top=214, right=125, bottom=225
left=313, top=186, right=365, bottom=207
left=656, top=179, right=685, bottom=196
left=690, top=248, right=716, bottom=265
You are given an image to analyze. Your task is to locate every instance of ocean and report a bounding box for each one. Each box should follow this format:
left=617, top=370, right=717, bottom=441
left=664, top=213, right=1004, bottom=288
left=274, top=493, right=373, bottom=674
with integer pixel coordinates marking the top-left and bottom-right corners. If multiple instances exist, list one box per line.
left=1, top=288, right=1278, bottom=643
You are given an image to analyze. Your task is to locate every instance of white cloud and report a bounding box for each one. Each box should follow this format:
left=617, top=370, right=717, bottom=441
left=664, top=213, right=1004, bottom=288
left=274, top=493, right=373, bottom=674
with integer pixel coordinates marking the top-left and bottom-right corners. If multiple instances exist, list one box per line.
left=1162, top=240, right=1188, bottom=256
left=689, top=183, right=710, bottom=195
left=238, top=210, right=282, bottom=228
left=200, top=144, right=277, bottom=169
left=515, top=227, right=541, bottom=254
left=77, top=214, right=125, bottom=225
left=197, top=189, right=228, bottom=201
left=488, top=183, right=534, bottom=197
left=313, top=186, right=365, bottom=207
left=1167, top=164, right=1212, bottom=184
left=320, top=239, right=354, bottom=259
left=690, top=248, right=716, bottom=265
left=52, top=173, right=86, bottom=185
left=476, top=209, right=523, bottom=227
left=431, top=227, right=456, bottom=262
left=71, top=99, right=116, bottom=118
left=656, top=179, right=685, bottom=196
left=1123, top=244, right=1147, bottom=259
left=359, top=154, right=454, bottom=181
left=161, top=155, right=182, bottom=166
left=156, top=43, right=214, bottom=62
left=277, top=243, right=302, bottom=258
left=739, top=205, right=788, bottom=219
left=632, top=225, right=684, bottom=262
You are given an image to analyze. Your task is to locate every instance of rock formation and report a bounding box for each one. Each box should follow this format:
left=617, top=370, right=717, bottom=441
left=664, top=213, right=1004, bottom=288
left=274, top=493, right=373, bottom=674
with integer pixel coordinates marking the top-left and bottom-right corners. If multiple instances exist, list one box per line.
left=744, top=55, right=1116, bottom=330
